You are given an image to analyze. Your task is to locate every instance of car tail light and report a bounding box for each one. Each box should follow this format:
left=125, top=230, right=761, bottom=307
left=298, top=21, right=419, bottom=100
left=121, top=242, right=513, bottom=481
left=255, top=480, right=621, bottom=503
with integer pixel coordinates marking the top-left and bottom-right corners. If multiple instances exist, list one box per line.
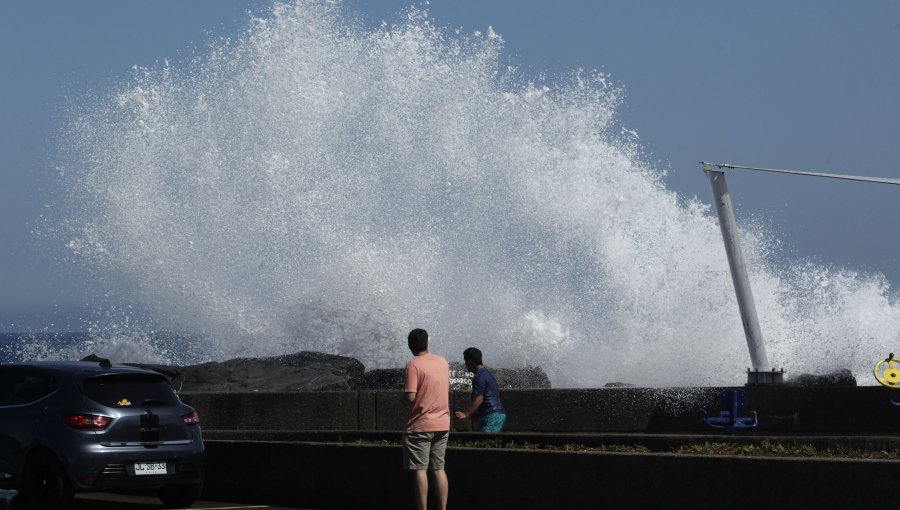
left=63, top=413, right=112, bottom=430
left=181, top=411, right=200, bottom=426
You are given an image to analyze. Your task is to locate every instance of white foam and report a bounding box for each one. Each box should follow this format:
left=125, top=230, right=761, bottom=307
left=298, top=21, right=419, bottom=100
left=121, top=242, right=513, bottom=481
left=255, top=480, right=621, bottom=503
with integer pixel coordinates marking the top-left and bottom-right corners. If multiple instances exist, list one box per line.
left=52, top=1, right=899, bottom=387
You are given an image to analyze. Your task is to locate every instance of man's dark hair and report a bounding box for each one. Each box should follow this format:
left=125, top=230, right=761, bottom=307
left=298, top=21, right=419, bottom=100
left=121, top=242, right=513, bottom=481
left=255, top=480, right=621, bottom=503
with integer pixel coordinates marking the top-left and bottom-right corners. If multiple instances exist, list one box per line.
left=463, top=347, right=482, bottom=364
left=408, top=328, right=429, bottom=353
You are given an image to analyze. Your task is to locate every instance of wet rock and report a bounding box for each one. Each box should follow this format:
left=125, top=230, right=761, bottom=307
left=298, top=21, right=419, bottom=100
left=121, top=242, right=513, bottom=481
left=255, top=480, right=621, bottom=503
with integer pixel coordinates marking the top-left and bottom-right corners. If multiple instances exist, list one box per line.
left=362, top=368, right=405, bottom=390
left=491, top=366, right=551, bottom=389
left=130, top=351, right=365, bottom=392
left=120, top=351, right=551, bottom=392
left=448, top=362, right=551, bottom=390
left=787, top=368, right=856, bottom=387
left=361, top=364, right=552, bottom=390
left=604, top=382, right=636, bottom=388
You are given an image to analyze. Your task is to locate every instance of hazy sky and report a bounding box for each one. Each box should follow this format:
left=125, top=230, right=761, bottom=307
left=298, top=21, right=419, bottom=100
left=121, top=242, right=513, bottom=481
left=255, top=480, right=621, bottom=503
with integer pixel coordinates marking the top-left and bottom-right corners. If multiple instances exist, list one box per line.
left=1, top=0, right=898, bottom=331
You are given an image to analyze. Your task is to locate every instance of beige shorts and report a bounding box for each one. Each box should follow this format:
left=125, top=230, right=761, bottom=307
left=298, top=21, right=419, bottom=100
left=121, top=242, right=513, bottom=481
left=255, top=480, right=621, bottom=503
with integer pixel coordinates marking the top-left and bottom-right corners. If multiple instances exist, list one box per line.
left=402, top=431, right=449, bottom=470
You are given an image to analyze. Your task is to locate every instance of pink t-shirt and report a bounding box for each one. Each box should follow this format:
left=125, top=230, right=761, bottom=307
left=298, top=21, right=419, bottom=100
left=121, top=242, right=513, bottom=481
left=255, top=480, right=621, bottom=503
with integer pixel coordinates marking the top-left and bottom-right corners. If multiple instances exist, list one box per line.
left=404, top=353, right=450, bottom=432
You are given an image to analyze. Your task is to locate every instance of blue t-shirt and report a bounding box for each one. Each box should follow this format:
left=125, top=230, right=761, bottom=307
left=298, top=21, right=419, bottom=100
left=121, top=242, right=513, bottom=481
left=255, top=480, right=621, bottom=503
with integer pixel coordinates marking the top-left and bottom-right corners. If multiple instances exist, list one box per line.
left=471, top=367, right=505, bottom=417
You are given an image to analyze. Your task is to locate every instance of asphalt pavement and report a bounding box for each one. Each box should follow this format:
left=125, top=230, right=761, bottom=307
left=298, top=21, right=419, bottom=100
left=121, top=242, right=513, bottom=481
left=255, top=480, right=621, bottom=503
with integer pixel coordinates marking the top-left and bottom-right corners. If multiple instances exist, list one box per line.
left=0, top=490, right=318, bottom=510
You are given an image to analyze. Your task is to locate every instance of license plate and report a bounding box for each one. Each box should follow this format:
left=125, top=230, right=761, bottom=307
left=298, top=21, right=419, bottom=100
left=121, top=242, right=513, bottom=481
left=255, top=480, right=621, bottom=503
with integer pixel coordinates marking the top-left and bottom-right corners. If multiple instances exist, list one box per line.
left=133, top=462, right=167, bottom=475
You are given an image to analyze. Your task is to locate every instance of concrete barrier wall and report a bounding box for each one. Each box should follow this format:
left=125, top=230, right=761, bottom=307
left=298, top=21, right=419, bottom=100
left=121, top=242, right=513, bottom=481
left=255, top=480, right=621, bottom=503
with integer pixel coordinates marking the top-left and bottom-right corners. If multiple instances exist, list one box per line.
left=182, top=386, right=900, bottom=433
left=202, top=440, right=900, bottom=509
left=186, top=391, right=361, bottom=430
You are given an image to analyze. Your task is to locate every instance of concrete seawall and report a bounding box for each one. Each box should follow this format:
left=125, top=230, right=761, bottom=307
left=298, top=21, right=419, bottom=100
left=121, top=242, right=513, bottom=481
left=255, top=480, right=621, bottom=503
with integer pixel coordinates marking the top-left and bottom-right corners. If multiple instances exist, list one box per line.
left=202, top=439, right=900, bottom=509
left=185, top=387, right=900, bottom=508
left=182, top=385, right=900, bottom=433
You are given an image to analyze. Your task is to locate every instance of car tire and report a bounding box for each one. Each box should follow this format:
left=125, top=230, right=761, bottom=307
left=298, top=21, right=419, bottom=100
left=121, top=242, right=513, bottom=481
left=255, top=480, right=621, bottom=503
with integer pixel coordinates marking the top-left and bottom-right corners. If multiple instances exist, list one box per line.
left=158, top=482, right=203, bottom=508
left=10, top=491, right=29, bottom=509
left=21, top=452, right=73, bottom=510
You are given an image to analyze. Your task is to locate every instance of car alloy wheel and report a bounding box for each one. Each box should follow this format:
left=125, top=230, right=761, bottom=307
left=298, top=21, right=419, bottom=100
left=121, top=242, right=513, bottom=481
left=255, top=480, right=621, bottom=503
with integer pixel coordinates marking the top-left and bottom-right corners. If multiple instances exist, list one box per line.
left=22, top=451, right=72, bottom=510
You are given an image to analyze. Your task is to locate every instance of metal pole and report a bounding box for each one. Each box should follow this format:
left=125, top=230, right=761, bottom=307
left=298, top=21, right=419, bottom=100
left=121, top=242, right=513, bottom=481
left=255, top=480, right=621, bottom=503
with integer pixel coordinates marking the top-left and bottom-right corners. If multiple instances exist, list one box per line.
left=703, top=162, right=771, bottom=372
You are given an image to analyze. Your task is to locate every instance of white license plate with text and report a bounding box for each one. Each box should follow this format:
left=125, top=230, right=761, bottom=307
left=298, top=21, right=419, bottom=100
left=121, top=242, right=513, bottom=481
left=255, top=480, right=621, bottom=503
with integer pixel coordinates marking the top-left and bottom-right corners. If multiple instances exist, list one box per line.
left=133, top=462, right=168, bottom=475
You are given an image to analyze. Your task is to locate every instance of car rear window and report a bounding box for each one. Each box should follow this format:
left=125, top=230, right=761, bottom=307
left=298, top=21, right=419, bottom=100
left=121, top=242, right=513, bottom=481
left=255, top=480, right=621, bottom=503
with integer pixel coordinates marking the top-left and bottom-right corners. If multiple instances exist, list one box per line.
left=82, top=373, right=177, bottom=408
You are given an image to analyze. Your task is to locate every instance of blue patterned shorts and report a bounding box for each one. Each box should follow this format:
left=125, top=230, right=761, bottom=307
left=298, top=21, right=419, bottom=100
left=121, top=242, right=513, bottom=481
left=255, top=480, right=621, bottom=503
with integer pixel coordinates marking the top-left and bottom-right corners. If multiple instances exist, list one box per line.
left=477, top=412, right=506, bottom=432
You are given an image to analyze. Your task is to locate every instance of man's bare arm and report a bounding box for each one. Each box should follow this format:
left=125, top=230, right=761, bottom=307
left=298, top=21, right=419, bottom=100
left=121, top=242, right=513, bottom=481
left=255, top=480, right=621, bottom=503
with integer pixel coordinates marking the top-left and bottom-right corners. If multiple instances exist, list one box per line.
left=454, top=395, right=484, bottom=420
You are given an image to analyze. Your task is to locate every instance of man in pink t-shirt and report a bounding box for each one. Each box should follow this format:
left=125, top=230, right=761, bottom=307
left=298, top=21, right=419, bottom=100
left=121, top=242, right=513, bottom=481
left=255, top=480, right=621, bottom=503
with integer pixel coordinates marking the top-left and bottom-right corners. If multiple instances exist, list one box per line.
left=401, top=328, right=450, bottom=510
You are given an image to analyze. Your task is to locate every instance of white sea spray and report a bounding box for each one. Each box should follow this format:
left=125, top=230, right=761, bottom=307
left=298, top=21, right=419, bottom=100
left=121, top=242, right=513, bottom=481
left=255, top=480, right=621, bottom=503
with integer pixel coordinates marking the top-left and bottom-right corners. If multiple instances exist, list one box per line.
left=46, top=1, right=899, bottom=387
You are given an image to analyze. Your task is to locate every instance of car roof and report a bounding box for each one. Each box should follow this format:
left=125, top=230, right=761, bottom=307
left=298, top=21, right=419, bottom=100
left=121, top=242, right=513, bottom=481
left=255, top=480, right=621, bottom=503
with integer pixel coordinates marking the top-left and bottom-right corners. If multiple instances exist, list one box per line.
left=0, top=360, right=165, bottom=379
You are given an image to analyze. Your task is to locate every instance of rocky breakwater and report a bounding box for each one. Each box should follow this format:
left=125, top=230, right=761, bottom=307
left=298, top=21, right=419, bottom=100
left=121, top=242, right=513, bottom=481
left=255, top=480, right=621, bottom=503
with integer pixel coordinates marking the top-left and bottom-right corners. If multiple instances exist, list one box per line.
left=110, top=352, right=551, bottom=391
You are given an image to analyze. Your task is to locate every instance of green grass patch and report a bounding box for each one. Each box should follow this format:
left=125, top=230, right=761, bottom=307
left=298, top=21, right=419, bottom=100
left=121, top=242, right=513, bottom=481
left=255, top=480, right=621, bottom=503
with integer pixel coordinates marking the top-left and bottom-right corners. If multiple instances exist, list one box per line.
left=676, top=440, right=900, bottom=460
left=341, top=437, right=900, bottom=459
left=449, top=439, right=651, bottom=453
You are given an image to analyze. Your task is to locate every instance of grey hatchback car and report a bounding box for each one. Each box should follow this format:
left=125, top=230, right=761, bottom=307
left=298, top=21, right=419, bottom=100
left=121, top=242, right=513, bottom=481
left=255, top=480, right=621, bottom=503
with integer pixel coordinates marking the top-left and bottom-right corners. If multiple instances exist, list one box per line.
left=0, top=358, right=205, bottom=509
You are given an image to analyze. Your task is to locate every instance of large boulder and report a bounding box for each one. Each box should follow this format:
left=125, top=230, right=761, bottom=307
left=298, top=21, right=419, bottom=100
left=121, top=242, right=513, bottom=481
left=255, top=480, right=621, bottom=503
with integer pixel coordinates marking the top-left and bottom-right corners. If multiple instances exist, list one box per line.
left=116, top=351, right=551, bottom=392
left=363, top=363, right=551, bottom=390
left=128, top=351, right=365, bottom=392
left=361, top=368, right=406, bottom=390
left=490, top=366, right=552, bottom=390
left=787, top=368, right=857, bottom=387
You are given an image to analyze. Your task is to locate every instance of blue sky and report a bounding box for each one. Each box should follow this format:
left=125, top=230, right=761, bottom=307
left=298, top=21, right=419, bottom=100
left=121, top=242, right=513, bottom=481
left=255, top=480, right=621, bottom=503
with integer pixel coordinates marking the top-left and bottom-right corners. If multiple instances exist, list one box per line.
left=1, top=0, right=898, bottom=331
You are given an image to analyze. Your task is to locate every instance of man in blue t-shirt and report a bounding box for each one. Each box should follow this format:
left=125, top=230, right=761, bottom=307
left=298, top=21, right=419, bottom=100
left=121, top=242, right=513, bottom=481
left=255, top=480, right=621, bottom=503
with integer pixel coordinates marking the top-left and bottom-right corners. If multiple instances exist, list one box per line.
left=454, top=347, right=507, bottom=432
